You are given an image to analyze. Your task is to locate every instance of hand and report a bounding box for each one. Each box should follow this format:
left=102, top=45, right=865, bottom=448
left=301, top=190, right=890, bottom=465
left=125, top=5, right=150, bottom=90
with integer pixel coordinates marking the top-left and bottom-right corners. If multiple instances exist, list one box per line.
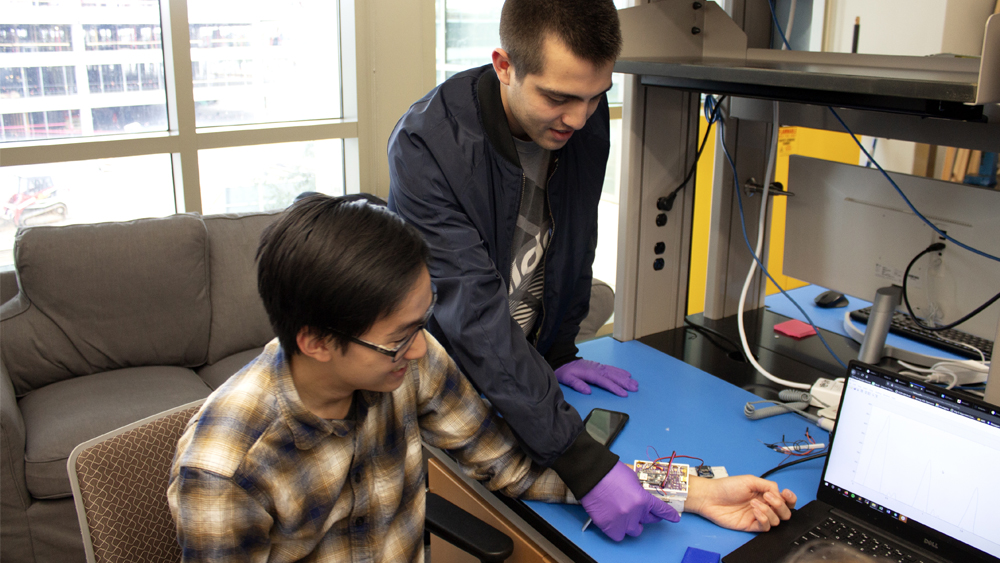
left=554, top=359, right=638, bottom=397
left=685, top=475, right=797, bottom=532
left=580, top=461, right=680, bottom=541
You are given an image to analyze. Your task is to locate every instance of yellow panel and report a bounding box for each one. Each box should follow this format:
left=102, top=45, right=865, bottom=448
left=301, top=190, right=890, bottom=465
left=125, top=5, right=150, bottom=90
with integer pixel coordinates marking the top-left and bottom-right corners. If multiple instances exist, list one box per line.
left=765, top=127, right=861, bottom=295
left=687, top=115, right=716, bottom=315
left=687, top=122, right=860, bottom=314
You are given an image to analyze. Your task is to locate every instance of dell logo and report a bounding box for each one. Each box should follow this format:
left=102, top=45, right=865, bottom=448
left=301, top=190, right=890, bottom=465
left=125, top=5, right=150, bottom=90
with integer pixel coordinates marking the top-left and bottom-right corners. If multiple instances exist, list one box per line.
left=923, top=539, right=938, bottom=549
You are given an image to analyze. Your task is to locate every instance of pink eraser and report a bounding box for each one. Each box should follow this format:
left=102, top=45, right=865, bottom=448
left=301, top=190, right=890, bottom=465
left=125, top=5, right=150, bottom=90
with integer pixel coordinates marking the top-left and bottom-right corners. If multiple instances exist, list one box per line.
left=774, top=319, right=817, bottom=339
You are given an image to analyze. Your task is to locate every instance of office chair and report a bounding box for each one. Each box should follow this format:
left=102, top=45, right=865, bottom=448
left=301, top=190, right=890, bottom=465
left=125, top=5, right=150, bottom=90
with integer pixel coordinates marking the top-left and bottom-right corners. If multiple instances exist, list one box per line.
left=68, top=400, right=513, bottom=563
left=69, top=400, right=202, bottom=563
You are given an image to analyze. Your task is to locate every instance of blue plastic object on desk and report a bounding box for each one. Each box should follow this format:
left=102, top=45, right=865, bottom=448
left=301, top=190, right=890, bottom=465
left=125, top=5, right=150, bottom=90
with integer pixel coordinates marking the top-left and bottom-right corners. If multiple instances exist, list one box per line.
left=682, top=546, right=721, bottom=563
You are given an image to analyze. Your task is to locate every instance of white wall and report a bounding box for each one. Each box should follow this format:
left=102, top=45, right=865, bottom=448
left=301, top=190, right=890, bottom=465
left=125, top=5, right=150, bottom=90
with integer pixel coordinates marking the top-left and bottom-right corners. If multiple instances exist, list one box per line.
left=827, top=0, right=948, bottom=56
left=824, top=0, right=995, bottom=174
left=943, top=0, right=999, bottom=56
left=826, top=0, right=992, bottom=56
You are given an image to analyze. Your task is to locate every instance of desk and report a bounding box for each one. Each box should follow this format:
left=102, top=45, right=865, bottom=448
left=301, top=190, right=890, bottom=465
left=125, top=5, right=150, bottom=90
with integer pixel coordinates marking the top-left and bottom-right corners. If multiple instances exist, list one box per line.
left=430, top=290, right=971, bottom=561
left=510, top=337, right=828, bottom=562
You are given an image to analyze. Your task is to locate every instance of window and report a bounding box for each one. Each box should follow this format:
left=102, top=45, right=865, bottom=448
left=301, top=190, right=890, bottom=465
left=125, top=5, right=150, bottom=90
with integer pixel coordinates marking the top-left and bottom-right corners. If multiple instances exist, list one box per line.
left=199, top=140, right=344, bottom=215
left=1, top=156, right=176, bottom=243
left=186, top=3, right=342, bottom=128
left=1, top=0, right=360, bottom=267
left=434, top=0, right=628, bottom=294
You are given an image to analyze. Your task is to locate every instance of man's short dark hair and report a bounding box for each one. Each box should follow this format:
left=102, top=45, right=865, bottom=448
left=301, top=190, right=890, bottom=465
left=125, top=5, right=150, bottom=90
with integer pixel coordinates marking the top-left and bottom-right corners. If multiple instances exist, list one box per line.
left=256, top=194, right=430, bottom=356
left=499, top=0, right=622, bottom=79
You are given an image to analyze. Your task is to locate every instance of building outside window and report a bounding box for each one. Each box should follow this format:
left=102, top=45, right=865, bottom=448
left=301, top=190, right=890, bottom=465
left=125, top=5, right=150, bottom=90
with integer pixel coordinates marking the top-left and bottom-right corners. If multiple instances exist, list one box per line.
left=0, top=0, right=356, bottom=266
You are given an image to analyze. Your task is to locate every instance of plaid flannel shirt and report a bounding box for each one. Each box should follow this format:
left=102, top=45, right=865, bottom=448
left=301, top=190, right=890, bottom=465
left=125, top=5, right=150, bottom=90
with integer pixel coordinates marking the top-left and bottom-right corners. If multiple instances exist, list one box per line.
left=167, top=334, right=573, bottom=563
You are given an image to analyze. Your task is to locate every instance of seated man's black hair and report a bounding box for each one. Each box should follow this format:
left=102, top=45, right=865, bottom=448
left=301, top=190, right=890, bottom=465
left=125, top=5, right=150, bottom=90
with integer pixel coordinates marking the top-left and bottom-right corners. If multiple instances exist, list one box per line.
left=257, top=194, right=429, bottom=356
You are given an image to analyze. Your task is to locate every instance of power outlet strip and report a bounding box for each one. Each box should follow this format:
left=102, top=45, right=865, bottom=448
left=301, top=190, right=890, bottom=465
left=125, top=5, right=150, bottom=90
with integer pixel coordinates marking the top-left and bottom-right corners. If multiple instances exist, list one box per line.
left=810, top=378, right=844, bottom=410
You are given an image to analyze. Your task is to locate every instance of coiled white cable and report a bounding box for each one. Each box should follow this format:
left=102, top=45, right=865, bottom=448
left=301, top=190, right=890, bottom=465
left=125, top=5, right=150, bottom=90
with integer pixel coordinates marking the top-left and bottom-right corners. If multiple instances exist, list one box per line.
left=735, top=101, right=812, bottom=390
left=744, top=401, right=812, bottom=421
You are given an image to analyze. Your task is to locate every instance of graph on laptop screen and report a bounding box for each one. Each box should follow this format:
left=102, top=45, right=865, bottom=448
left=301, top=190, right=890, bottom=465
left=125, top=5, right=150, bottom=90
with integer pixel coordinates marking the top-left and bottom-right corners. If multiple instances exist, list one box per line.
left=823, top=368, right=1000, bottom=558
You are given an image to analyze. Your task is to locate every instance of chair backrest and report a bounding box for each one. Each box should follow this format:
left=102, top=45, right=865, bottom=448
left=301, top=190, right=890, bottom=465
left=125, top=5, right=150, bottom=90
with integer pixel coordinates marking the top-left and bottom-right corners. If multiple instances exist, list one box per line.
left=68, top=400, right=205, bottom=563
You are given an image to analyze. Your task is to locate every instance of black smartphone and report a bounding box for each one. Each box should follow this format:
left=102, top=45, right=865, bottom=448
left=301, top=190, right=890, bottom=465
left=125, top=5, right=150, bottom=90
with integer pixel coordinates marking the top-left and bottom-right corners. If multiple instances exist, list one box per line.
left=583, top=408, right=629, bottom=447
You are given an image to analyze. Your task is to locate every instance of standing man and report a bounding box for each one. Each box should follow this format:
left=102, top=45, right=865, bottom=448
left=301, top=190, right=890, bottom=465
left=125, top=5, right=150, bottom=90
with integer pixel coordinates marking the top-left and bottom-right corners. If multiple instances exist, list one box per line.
left=387, top=0, right=657, bottom=540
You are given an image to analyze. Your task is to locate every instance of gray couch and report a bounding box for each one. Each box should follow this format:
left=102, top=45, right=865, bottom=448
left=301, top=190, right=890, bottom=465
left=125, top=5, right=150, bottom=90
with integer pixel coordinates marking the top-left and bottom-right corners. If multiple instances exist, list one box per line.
left=0, top=208, right=615, bottom=563
left=1, top=211, right=280, bottom=563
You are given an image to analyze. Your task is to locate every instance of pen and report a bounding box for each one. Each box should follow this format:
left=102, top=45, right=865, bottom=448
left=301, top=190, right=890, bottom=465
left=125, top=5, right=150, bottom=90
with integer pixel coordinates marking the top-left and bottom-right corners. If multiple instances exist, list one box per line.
left=851, top=17, right=860, bottom=54
left=582, top=517, right=592, bottom=531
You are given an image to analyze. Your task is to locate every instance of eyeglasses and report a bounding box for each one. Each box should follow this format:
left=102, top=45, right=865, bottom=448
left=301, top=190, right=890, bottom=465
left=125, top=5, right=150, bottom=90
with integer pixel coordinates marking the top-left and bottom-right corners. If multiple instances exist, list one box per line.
left=334, top=291, right=437, bottom=363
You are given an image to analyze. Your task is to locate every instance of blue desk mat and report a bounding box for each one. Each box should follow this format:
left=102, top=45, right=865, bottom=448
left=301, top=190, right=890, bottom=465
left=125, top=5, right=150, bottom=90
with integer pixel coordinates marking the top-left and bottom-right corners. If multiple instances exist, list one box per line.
left=522, top=337, right=828, bottom=562
left=763, top=285, right=964, bottom=361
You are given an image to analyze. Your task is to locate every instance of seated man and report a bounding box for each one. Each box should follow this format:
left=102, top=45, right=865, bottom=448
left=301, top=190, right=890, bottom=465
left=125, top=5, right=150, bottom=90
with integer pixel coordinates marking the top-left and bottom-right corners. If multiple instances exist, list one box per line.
left=167, top=195, right=798, bottom=561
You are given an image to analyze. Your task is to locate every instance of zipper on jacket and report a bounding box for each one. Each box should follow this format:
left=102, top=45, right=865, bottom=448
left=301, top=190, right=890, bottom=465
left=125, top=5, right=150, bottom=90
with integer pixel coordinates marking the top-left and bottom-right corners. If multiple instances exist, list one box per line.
left=532, top=156, right=559, bottom=348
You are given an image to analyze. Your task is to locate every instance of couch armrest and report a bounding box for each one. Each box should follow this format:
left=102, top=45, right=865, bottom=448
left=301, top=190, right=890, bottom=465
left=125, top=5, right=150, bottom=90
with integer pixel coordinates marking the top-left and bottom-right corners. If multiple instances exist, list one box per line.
left=0, top=264, right=18, bottom=306
left=1, top=355, right=33, bottom=560
left=1, top=356, right=27, bottom=502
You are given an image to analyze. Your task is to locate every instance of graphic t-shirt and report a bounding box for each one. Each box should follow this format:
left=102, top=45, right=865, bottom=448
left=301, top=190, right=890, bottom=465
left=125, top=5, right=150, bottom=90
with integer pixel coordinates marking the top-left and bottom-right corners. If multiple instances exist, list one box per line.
left=508, top=137, right=552, bottom=336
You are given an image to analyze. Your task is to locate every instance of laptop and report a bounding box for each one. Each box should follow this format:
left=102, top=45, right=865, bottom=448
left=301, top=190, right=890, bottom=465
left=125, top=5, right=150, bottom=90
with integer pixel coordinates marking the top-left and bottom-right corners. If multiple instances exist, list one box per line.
left=724, top=360, right=1000, bottom=563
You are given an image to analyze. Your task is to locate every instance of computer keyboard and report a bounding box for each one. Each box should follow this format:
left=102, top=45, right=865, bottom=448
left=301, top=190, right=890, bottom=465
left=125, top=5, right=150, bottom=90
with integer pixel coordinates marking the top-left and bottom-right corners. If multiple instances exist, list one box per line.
left=849, top=307, right=993, bottom=361
left=792, top=517, right=928, bottom=562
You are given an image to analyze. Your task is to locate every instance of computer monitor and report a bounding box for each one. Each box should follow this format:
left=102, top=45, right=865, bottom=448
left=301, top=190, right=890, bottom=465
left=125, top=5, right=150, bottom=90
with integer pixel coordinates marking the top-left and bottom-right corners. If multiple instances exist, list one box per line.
left=783, top=155, right=1000, bottom=340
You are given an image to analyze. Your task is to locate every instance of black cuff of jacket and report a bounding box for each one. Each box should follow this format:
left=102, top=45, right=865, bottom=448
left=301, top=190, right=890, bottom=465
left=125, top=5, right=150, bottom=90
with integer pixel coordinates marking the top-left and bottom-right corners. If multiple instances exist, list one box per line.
left=550, top=430, right=619, bottom=500
left=545, top=339, right=581, bottom=371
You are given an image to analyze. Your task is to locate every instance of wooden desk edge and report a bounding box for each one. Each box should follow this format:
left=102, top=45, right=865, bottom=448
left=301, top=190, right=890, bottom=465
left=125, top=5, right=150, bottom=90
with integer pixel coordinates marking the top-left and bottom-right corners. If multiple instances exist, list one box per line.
left=424, top=444, right=576, bottom=563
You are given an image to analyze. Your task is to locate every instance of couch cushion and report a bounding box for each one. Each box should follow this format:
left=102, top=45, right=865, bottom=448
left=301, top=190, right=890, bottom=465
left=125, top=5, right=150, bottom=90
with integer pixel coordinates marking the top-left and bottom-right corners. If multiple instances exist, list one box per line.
left=203, top=212, right=279, bottom=364
left=2, top=214, right=212, bottom=395
left=19, top=366, right=211, bottom=499
left=577, top=279, right=614, bottom=342
left=197, top=346, right=265, bottom=390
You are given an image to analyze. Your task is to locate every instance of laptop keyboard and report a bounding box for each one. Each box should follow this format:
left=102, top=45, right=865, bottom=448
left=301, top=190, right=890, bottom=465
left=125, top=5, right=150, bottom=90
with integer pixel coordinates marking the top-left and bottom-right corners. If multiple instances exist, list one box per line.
left=792, top=517, right=929, bottom=562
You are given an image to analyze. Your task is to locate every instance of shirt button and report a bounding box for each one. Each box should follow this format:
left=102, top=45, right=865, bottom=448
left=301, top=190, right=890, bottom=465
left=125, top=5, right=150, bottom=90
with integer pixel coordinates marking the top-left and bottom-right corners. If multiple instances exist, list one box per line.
left=354, top=517, right=365, bottom=527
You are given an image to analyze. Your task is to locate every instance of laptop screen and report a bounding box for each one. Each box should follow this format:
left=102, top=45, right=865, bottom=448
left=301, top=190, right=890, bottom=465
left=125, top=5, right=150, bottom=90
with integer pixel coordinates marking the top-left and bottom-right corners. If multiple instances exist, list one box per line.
left=820, top=362, right=1000, bottom=560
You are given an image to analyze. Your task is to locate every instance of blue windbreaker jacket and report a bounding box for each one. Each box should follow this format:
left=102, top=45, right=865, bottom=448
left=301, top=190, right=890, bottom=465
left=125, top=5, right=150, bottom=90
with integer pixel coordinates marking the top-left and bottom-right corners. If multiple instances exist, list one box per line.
left=387, top=65, right=617, bottom=498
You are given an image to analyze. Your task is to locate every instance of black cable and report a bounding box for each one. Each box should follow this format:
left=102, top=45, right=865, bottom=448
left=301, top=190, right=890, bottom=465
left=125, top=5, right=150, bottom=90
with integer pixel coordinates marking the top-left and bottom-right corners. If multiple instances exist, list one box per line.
left=684, top=326, right=743, bottom=361
left=759, top=453, right=827, bottom=479
left=902, top=242, right=1000, bottom=331
left=658, top=95, right=727, bottom=213
left=684, top=324, right=738, bottom=357
left=684, top=318, right=754, bottom=362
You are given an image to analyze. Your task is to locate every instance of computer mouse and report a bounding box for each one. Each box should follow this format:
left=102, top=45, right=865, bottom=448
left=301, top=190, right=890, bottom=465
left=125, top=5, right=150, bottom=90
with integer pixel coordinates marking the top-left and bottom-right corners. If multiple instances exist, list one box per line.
left=814, top=290, right=848, bottom=308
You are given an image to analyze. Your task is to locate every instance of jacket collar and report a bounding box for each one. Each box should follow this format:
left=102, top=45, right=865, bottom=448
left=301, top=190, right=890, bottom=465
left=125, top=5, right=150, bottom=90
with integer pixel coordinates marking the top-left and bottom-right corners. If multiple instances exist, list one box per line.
left=476, top=69, right=521, bottom=169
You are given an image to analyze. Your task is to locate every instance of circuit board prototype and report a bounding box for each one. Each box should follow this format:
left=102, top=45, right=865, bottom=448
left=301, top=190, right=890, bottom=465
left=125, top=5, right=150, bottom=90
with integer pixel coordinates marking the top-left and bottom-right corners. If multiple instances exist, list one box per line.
left=633, top=460, right=689, bottom=506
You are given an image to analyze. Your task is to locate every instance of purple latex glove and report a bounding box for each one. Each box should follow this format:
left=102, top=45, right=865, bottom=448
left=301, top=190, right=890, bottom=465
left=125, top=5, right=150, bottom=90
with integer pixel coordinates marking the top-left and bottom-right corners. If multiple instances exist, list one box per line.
left=581, top=461, right=680, bottom=541
left=554, top=359, right=638, bottom=397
